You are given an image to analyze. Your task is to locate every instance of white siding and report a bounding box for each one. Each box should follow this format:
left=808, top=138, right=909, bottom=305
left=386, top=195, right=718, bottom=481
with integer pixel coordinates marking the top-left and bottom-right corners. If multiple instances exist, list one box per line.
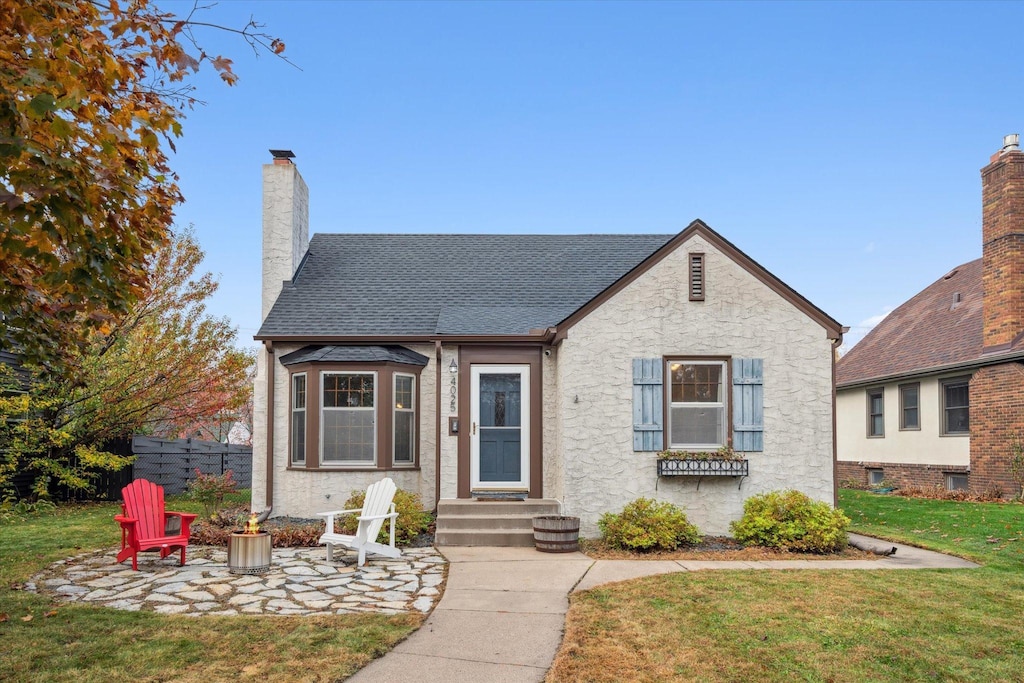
left=552, top=233, right=835, bottom=536
left=836, top=376, right=970, bottom=468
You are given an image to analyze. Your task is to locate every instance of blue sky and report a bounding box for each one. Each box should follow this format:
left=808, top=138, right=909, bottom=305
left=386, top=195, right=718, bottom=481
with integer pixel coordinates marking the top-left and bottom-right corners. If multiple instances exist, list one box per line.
left=162, top=1, right=1023, bottom=350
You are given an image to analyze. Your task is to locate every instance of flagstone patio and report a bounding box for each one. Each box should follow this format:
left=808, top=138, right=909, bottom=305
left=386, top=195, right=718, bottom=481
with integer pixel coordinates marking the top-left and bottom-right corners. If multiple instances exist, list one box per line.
left=26, top=545, right=446, bottom=617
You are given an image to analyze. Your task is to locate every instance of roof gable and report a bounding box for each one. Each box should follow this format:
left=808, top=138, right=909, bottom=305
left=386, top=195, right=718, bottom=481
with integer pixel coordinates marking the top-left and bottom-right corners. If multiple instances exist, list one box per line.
left=555, top=220, right=843, bottom=341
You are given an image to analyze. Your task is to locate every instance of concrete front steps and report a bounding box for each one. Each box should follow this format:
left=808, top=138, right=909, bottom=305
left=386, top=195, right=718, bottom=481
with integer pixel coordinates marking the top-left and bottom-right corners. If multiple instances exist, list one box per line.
left=435, top=498, right=561, bottom=546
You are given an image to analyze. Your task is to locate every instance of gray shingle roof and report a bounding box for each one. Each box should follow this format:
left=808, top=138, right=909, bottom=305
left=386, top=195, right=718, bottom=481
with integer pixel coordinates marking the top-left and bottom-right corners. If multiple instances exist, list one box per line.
left=258, top=234, right=674, bottom=337
left=279, top=345, right=430, bottom=366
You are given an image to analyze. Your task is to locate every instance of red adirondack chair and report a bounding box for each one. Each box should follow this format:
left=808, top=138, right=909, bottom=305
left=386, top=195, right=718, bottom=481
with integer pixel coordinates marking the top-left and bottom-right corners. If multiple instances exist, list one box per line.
left=115, top=479, right=197, bottom=571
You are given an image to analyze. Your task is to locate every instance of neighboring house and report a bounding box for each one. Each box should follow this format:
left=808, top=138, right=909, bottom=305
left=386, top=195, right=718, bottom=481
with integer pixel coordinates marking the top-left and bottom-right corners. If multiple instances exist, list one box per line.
left=836, top=135, right=1024, bottom=496
left=251, top=151, right=844, bottom=539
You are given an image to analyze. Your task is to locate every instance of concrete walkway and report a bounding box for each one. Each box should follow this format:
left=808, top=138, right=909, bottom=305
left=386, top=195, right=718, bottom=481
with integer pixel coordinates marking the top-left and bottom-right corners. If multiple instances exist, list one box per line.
left=350, top=535, right=978, bottom=683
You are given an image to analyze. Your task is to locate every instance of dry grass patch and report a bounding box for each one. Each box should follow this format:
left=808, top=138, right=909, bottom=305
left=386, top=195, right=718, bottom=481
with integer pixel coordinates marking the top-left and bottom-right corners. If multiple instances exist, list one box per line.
left=579, top=536, right=875, bottom=561
left=549, top=569, right=1024, bottom=682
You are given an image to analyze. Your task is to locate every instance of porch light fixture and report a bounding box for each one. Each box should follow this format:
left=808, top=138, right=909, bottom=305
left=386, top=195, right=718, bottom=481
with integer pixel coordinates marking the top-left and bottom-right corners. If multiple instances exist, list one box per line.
left=449, top=359, right=458, bottom=374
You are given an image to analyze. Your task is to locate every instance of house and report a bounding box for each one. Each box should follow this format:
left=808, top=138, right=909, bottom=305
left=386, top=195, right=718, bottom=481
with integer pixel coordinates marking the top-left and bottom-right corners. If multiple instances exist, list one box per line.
left=251, top=150, right=844, bottom=540
left=836, top=134, right=1024, bottom=496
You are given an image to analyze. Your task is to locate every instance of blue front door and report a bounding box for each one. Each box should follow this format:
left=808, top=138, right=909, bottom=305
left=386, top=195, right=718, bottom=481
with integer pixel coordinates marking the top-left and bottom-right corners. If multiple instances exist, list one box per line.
left=471, top=365, right=530, bottom=490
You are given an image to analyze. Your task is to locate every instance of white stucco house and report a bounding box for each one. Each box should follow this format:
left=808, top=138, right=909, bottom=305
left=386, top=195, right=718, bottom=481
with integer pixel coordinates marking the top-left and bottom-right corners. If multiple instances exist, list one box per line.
left=251, top=151, right=844, bottom=542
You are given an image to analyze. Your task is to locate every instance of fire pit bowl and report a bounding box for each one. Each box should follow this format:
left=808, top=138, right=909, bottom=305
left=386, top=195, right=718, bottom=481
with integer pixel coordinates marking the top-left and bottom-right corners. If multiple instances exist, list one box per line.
left=227, top=531, right=271, bottom=575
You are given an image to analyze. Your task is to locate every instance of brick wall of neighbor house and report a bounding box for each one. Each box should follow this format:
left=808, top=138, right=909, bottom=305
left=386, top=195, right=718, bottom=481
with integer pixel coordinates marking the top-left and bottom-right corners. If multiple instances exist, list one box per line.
left=969, top=362, right=1024, bottom=496
left=553, top=233, right=835, bottom=537
left=835, top=461, right=969, bottom=489
left=981, top=146, right=1024, bottom=349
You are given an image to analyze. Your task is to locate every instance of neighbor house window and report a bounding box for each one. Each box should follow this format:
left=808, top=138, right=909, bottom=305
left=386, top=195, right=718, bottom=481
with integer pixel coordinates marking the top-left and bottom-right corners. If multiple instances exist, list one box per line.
left=393, top=373, right=416, bottom=465
left=667, top=359, right=727, bottom=449
left=689, top=253, right=705, bottom=301
left=867, top=469, right=885, bottom=486
left=946, top=473, right=969, bottom=491
left=941, top=377, right=970, bottom=435
left=899, top=383, right=920, bottom=431
left=291, top=373, right=307, bottom=464
left=867, top=388, right=884, bottom=437
left=321, top=372, right=376, bottom=464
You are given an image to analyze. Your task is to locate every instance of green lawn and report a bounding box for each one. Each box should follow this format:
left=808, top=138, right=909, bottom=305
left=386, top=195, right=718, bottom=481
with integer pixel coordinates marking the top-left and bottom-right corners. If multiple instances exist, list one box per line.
left=0, top=494, right=421, bottom=682
left=548, top=490, right=1024, bottom=682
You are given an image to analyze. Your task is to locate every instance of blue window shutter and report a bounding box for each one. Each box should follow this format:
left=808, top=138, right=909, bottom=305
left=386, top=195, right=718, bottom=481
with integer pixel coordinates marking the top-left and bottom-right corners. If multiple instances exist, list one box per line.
left=732, top=358, right=764, bottom=451
left=632, top=359, right=664, bottom=452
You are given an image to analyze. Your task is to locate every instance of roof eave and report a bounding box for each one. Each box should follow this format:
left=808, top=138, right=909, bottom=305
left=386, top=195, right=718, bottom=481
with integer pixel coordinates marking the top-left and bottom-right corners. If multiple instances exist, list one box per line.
left=836, top=349, right=1024, bottom=390
left=254, top=332, right=555, bottom=344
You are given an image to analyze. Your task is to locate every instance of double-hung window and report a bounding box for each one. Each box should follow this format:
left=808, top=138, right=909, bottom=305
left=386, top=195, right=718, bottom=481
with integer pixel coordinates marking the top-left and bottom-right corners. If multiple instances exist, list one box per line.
left=667, top=360, right=727, bottom=449
left=941, top=377, right=970, bottom=435
left=291, top=374, right=307, bottom=464
left=321, top=372, right=376, bottom=465
left=867, top=389, right=884, bottom=437
left=899, top=383, right=919, bottom=431
left=393, top=374, right=416, bottom=465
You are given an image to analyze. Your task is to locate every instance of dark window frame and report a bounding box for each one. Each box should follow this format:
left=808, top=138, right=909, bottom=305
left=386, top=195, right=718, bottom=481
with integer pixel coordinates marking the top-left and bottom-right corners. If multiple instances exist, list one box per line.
left=392, top=372, right=416, bottom=467
left=290, top=372, right=307, bottom=465
left=867, top=388, right=885, bottom=438
left=940, top=376, right=970, bottom=436
left=945, top=472, right=969, bottom=491
left=899, top=382, right=920, bottom=431
left=663, top=356, right=731, bottom=450
left=285, top=361, right=424, bottom=471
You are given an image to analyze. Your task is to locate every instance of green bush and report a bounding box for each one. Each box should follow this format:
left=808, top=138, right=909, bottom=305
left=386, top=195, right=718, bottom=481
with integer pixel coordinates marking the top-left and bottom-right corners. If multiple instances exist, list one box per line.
left=598, top=497, right=700, bottom=551
left=730, top=490, right=850, bottom=553
left=337, top=487, right=431, bottom=546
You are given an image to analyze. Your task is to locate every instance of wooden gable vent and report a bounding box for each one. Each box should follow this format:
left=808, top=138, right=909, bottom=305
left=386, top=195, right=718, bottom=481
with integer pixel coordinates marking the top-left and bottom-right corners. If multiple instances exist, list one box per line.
left=689, top=252, right=705, bottom=301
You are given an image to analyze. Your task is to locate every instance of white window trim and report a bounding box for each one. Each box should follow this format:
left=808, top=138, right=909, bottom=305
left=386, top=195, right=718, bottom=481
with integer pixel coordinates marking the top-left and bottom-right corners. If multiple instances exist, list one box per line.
left=290, top=372, right=307, bottom=465
left=320, top=371, right=377, bottom=467
left=666, top=359, right=728, bottom=450
left=393, top=372, right=416, bottom=466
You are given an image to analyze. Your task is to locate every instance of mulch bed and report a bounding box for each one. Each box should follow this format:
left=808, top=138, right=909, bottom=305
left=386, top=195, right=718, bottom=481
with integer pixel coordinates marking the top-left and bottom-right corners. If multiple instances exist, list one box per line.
left=579, top=536, right=878, bottom=561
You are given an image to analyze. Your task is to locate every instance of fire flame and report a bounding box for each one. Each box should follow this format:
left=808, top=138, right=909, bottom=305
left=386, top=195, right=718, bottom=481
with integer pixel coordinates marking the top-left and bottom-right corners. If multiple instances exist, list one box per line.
left=244, top=512, right=260, bottom=535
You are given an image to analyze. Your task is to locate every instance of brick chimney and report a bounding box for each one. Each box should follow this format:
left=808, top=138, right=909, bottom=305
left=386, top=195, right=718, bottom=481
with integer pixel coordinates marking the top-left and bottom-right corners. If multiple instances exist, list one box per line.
left=262, top=150, right=309, bottom=321
left=981, top=134, right=1024, bottom=350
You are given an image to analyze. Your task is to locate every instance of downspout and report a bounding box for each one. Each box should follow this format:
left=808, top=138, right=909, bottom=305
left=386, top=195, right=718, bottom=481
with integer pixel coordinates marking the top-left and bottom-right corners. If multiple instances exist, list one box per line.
left=435, top=340, right=442, bottom=509
left=831, top=330, right=847, bottom=507
left=265, top=340, right=275, bottom=508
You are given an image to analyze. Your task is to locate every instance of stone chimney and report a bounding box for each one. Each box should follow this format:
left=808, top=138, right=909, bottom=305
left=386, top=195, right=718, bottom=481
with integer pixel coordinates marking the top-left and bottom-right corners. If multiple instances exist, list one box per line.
left=262, top=149, right=309, bottom=321
left=981, top=134, right=1024, bottom=350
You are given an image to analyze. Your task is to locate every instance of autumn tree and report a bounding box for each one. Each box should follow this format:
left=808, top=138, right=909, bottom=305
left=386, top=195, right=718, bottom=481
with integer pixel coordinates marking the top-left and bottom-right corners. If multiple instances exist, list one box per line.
left=0, top=229, right=254, bottom=498
left=0, top=0, right=284, bottom=368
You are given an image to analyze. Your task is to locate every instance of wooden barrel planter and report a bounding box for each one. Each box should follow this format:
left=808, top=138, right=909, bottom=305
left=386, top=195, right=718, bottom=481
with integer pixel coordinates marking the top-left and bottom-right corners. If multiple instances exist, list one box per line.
left=533, top=515, right=580, bottom=553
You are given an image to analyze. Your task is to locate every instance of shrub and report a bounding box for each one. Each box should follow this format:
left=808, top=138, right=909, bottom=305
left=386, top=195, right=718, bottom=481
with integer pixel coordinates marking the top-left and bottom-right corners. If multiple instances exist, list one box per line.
left=186, top=469, right=239, bottom=519
left=598, top=497, right=700, bottom=551
left=731, top=490, right=849, bottom=553
left=337, top=487, right=431, bottom=547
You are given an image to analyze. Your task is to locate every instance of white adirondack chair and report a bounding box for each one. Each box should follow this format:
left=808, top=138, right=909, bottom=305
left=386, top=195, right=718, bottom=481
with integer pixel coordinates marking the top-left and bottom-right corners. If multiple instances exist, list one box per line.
left=317, top=478, right=401, bottom=567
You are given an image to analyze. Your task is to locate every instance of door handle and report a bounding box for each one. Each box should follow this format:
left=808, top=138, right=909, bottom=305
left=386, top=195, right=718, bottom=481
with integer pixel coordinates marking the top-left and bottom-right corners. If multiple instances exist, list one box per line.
left=472, top=422, right=477, bottom=435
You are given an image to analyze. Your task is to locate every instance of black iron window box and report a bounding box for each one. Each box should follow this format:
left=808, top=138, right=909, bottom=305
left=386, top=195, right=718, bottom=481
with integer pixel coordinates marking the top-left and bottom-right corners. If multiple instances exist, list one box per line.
left=657, top=458, right=749, bottom=477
